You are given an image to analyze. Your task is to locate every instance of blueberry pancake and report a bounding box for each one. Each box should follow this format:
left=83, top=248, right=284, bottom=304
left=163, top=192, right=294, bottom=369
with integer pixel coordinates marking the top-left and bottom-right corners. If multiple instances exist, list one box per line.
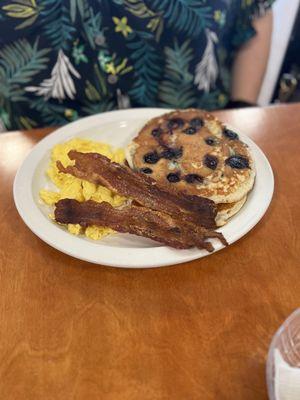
left=126, top=109, right=255, bottom=206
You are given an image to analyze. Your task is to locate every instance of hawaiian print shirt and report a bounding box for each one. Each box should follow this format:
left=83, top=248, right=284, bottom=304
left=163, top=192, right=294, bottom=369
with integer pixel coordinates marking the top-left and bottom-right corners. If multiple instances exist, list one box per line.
left=0, top=0, right=275, bottom=131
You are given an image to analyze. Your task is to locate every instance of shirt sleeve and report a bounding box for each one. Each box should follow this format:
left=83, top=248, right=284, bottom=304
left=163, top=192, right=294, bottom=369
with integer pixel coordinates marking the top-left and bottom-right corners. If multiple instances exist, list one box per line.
left=231, top=0, right=276, bottom=49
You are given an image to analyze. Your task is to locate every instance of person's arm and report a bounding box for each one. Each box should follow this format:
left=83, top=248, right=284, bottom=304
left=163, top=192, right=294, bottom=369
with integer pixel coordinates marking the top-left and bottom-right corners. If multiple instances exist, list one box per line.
left=230, top=10, right=273, bottom=104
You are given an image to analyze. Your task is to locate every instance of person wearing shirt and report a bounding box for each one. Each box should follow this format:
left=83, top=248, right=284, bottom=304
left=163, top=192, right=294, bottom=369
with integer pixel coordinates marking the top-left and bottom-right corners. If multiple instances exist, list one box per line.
left=0, top=0, right=274, bottom=131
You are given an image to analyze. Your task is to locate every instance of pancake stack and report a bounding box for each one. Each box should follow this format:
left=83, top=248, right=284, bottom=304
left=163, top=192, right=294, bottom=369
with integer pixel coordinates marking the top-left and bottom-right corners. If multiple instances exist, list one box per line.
left=126, top=109, right=255, bottom=226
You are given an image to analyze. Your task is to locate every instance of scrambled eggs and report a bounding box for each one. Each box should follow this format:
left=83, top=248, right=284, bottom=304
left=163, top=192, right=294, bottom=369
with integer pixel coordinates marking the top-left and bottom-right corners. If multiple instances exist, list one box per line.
left=40, top=138, right=126, bottom=240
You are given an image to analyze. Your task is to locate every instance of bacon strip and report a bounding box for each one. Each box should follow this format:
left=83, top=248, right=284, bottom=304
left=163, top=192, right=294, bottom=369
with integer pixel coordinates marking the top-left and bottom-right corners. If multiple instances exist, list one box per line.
left=55, top=199, right=226, bottom=251
left=57, top=150, right=217, bottom=229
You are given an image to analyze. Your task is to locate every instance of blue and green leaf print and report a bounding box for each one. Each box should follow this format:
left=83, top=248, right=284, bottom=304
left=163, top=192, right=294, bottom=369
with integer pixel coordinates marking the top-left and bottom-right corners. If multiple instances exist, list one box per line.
left=71, top=0, right=107, bottom=50
left=148, top=0, right=212, bottom=37
left=82, top=6, right=106, bottom=50
left=127, top=31, right=162, bottom=106
left=0, top=38, right=50, bottom=103
left=0, top=0, right=275, bottom=130
left=82, top=98, right=115, bottom=115
left=40, top=0, right=75, bottom=51
left=70, top=0, right=85, bottom=23
left=159, top=39, right=197, bottom=108
left=29, top=98, right=71, bottom=126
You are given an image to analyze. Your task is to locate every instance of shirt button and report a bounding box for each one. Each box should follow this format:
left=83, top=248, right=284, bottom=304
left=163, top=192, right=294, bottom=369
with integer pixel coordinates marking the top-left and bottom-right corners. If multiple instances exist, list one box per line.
left=108, top=74, right=118, bottom=84
left=94, top=34, right=106, bottom=46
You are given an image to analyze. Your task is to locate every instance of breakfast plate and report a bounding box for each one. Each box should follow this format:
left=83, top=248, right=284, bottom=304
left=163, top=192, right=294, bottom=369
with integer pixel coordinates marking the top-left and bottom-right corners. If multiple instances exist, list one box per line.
left=13, top=108, right=274, bottom=268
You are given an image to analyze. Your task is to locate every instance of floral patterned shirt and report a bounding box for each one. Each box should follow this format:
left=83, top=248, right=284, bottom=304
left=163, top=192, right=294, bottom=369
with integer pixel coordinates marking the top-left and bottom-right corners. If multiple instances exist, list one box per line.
left=0, top=0, right=275, bottom=131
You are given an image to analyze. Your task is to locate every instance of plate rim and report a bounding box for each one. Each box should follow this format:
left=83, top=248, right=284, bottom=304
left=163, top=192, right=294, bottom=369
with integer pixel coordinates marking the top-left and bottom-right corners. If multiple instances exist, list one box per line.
left=13, top=108, right=274, bottom=268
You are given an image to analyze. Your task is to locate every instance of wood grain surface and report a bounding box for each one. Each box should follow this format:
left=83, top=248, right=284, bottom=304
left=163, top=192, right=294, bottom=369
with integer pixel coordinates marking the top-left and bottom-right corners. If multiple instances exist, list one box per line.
left=0, top=104, right=300, bottom=400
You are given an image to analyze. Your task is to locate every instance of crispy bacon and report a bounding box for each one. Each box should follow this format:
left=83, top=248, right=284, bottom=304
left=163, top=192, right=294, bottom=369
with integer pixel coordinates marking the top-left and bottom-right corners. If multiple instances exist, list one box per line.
left=55, top=199, right=226, bottom=251
left=57, top=150, right=217, bottom=229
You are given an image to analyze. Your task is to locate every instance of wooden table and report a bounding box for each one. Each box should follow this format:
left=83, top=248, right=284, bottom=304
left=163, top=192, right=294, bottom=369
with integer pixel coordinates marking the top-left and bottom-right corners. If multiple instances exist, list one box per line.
left=1, top=104, right=299, bottom=400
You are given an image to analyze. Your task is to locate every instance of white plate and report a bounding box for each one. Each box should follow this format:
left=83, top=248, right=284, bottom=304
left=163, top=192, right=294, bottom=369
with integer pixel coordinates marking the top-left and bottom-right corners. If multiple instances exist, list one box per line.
left=13, top=108, right=274, bottom=268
